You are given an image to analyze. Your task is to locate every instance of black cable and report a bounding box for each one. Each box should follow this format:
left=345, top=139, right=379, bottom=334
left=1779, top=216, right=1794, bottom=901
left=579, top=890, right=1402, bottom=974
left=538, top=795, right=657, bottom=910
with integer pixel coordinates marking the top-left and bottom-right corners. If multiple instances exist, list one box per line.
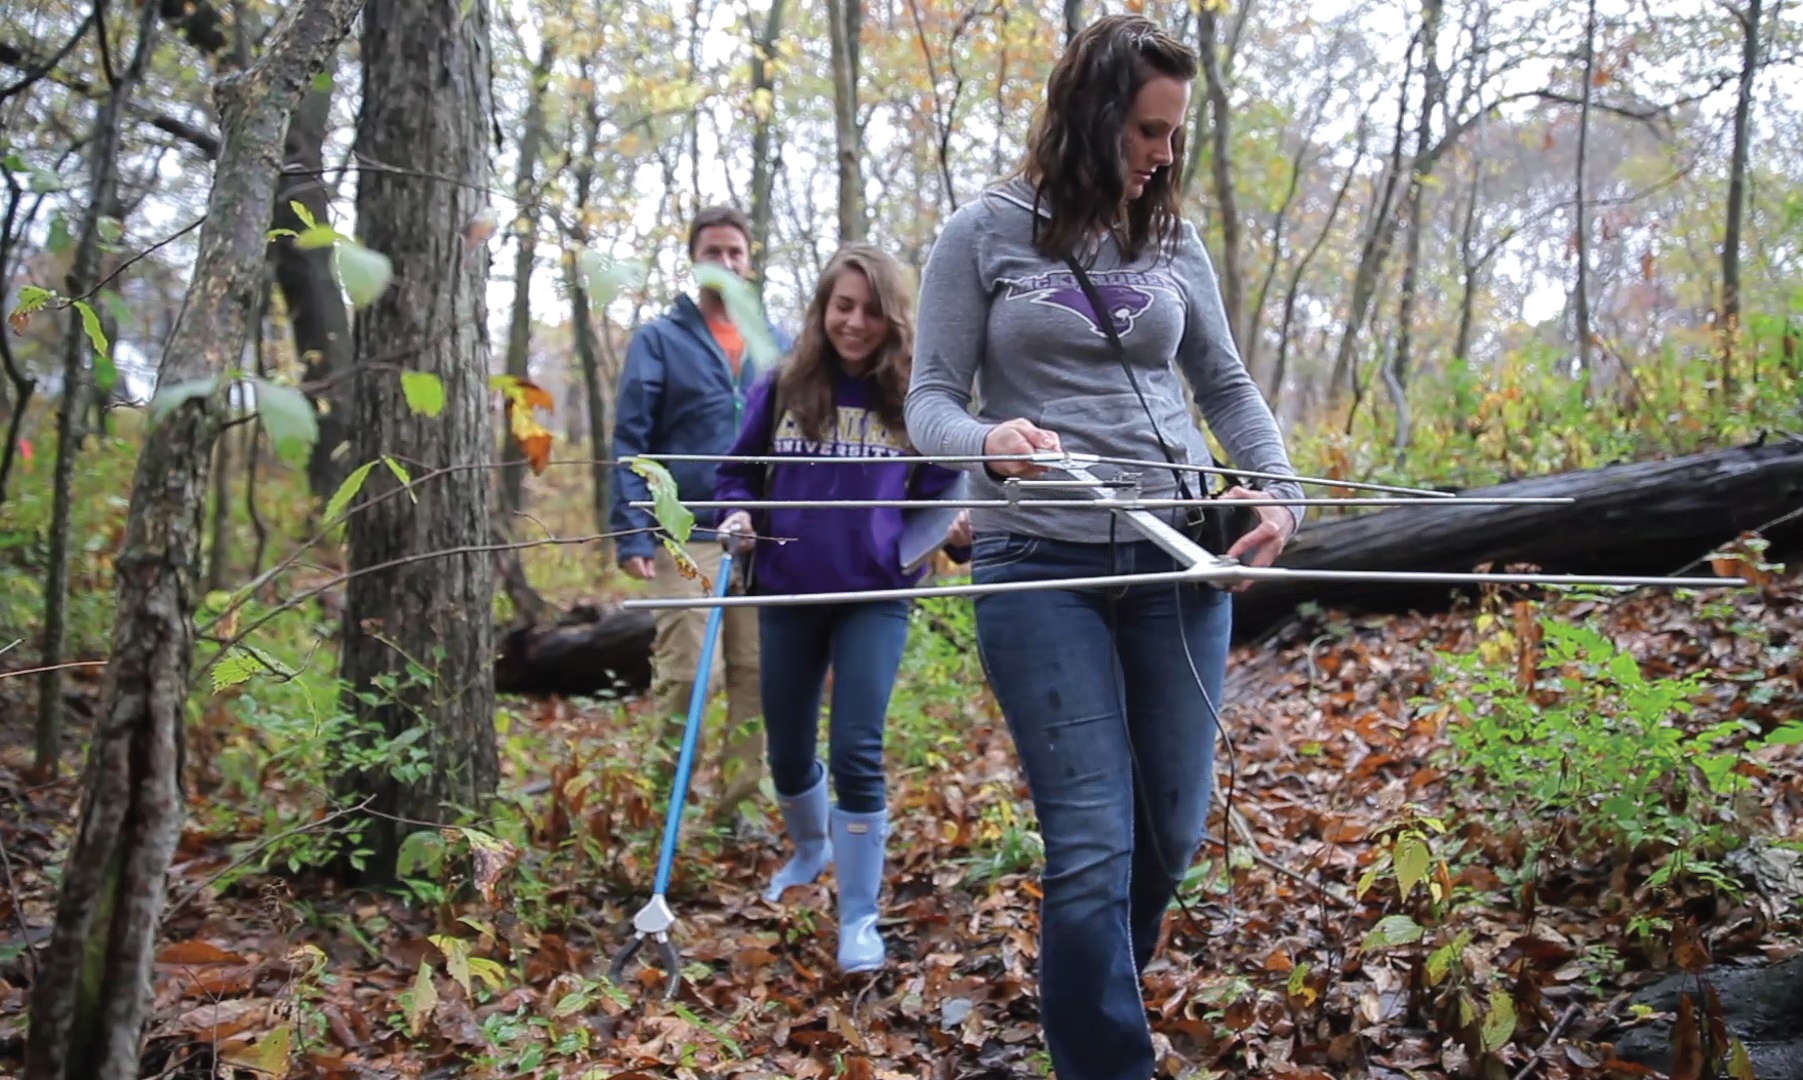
left=1103, top=512, right=1238, bottom=956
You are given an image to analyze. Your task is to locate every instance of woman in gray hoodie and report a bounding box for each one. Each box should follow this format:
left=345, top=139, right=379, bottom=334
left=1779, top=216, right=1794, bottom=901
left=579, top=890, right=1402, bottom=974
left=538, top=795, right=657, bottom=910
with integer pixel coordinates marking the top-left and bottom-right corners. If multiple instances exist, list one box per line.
left=904, top=14, right=1305, bottom=1079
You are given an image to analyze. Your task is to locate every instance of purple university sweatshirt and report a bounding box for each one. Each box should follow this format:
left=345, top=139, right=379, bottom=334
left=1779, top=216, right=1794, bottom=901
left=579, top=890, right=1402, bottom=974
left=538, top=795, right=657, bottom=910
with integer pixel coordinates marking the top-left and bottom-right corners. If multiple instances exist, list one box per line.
left=715, top=367, right=971, bottom=596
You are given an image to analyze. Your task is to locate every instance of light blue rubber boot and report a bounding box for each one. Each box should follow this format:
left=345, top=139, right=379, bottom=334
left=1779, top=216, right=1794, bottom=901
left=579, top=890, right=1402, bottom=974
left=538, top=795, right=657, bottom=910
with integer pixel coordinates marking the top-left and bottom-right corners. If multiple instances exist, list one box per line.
left=831, top=806, right=889, bottom=972
left=762, top=765, right=833, bottom=904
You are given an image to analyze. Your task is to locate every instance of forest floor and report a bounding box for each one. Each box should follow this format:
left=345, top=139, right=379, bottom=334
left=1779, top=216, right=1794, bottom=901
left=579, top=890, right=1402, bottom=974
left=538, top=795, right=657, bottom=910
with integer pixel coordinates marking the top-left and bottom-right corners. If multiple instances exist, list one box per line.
left=3, top=449, right=1802, bottom=1080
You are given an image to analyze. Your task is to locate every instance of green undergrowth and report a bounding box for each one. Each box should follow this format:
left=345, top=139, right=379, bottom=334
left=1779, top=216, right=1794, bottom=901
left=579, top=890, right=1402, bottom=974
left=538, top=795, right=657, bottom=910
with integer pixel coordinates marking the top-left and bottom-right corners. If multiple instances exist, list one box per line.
left=1286, top=322, right=1803, bottom=507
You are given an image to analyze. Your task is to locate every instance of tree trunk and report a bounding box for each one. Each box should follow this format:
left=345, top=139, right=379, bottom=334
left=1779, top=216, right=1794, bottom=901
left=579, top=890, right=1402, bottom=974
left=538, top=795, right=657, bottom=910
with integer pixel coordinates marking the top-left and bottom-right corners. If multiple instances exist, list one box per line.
left=828, top=0, right=864, bottom=243
left=21, top=1, right=363, bottom=1075
left=1064, top=0, right=1081, bottom=42
left=1387, top=0, right=1442, bottom=454
left=1228, top=435, right=1803, bottom=645
left=499, top=40, right=554, bottom=519
left=36, top=0, right=159, bottom=783
left=1272, top=129, right=1365, bottom=408
left=1453, top=162, right=1484, bottom=364
left=1326, top=40, right=1415, bottom=410
left=337, top=0, right=498, bottom=885
left=270, top=76, right=355, bottom=504
left=747, top=0, right=786, bottom=286
left=1574, top=0, right=1597, bottom=381
left=1196, top=8, right=1245, bottom=351
left=1719, top=0, right=1761, bottom=401
left=206, top=415, right=233, bottom=591
left=565, top=57, right=612, bottom=559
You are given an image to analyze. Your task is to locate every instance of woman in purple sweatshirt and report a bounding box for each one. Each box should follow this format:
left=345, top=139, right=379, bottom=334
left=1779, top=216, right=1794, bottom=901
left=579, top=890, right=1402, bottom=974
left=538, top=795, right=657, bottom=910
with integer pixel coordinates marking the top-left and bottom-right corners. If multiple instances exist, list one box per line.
left=713, top=243, right=971, bottom=974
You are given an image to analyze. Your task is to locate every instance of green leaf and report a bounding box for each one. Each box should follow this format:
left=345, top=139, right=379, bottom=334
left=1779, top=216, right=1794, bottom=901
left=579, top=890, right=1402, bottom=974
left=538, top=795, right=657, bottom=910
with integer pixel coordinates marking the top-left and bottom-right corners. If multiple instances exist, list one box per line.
left=400, top=372, right=445, bottom=417
left=1393, top=833, right=1431, bottom=899
left=382, top=455, right=417, bottom=503
left=553, top=989, right=592, bottom=1017
left=294, top=225, right=340, bottom=250
left=325, top=460, right=378, bottom=525
left=148, top=375, right=219, bottom=424
left=630, top=457, right=694, bottom=544
left=11, top=284, right=51, bottom=319
left=311, top=71, right=333, bottom=93
left=253, top=379, right=320, bottom=465
left=25, top=165, right=61, bottom=193
left=691, top=263, right=781, bottom=371
left=577, top=249, right=647, bottom=312
left=334, top=240, right=393, bottom=308
left=1360, top=914, right=1424, bottom=951
left=289, top=200, right=318, bottom=230
left=102, top=289, right=131, bottom=328
left=1760, top=721, right=1803, bottom=746
left=96, top=216, right=123, bottom=244
left=1480, top=988, right=1516, bottom=1053
left=1426, top=940, right=1457, bottom=984
left=212, top=650, right=261, bottom=691
left=46, top=215, right=71, bottom=254
left=73, top=301, right=115, bottom=394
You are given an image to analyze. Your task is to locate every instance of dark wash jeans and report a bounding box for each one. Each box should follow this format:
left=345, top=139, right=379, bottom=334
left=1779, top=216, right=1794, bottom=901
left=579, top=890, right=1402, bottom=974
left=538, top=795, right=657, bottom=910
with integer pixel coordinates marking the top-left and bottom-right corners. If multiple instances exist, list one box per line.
left=758, top=600, right=912, bottom=814
left=970, top=532, right=1231, bottom=1080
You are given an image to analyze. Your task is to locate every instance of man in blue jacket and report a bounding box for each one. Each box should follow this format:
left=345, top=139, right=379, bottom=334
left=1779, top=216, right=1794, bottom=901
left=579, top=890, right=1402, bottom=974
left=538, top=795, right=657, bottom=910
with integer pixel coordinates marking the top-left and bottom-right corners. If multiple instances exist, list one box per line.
left=609, top=205, right=792, bottom=822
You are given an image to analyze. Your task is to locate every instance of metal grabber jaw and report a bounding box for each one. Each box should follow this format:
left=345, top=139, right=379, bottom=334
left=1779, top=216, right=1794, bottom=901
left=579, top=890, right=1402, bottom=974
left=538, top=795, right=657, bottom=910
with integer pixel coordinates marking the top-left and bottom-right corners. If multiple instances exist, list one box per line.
left=607, top=528, right=747, bottom=1001
left=608, top=894, right=683, bottom=1000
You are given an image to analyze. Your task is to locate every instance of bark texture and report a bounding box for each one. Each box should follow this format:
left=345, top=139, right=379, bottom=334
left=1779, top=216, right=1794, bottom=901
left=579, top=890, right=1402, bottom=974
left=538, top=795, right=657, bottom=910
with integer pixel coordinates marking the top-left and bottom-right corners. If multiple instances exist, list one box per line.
left=21, top=0, right=365, bottom=1074
left=269, top=77, right=356, bottom=502
left=337, top=0, right=498, bottom=884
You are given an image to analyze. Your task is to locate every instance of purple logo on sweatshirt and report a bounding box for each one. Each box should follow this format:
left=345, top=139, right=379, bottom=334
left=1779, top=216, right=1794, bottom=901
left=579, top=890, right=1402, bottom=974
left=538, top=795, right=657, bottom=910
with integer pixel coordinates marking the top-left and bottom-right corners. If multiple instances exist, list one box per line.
left=1003, top=270, right=1167, bottom=339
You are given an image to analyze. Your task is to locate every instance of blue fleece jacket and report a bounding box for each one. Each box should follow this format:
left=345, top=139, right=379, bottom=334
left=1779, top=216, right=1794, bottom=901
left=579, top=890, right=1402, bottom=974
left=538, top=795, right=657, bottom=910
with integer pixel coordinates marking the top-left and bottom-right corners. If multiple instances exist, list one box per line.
left=714, top=367, right=972, bottom=596
left=609, top=293, right=794, bottom=562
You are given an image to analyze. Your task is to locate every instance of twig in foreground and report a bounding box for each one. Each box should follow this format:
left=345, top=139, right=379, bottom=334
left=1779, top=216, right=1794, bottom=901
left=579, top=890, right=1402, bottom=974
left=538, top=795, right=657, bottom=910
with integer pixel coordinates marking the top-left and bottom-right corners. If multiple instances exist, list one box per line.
left=0, top=829, right=38, bottom=983
left=0, top=659, right=108, bottom=681
left=1512, top=1002, right=1584, bottom=1080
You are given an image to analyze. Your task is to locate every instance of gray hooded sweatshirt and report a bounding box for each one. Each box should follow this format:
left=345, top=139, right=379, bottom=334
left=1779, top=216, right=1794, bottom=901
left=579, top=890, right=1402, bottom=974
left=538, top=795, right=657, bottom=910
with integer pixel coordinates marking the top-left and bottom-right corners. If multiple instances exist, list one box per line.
left=903, top=176, right=1305, bottom=545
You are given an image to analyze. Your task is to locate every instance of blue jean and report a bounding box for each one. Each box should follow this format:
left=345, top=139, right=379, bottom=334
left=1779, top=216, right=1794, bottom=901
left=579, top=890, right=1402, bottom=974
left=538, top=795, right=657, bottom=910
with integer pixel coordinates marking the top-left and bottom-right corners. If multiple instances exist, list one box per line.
left=758, top=600, right=912, bottom=814
left=970, top=533, right=1231, bottom=1080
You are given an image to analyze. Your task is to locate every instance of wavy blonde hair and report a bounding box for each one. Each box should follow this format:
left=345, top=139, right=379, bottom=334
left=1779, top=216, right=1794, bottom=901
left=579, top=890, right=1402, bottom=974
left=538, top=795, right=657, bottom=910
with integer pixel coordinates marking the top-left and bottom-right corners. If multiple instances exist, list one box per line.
left=776, top=244, right=917, bottom=444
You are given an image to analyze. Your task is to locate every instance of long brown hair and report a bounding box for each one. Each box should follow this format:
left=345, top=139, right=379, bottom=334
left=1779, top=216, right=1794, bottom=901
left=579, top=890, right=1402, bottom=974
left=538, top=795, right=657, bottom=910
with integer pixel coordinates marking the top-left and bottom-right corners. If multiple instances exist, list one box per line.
left=776, top=244, right=916, bottom=445
left=1016, top=14, right=1197, bottom=262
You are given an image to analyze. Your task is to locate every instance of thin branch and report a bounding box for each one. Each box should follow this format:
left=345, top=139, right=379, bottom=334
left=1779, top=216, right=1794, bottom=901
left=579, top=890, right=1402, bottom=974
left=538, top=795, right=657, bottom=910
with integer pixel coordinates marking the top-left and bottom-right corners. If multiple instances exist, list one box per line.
left=0, top=10, right=96, bottom=102
left=194, top=526, right=662, bottom=692
left=0, top=659, right=108, bottom=681
left=67, top=216, right=206, bottom=305
left=161, top=795, right=378, bottom=922
left=0, top=830, right=36, bottom=983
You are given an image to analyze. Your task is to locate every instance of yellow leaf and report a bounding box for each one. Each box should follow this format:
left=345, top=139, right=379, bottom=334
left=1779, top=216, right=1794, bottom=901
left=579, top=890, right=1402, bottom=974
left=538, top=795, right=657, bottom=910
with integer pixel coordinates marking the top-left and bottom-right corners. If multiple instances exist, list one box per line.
left=403, top=958, right=438, bottom=1036
left=219, top=1022, right=293, bottom=1077
left=430, top=934, right=473, bottom=996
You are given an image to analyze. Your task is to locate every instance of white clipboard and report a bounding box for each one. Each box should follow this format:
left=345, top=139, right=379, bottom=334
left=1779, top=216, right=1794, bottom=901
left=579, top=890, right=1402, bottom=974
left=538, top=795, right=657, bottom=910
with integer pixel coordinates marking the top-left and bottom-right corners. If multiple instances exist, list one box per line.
left=897, top=470, right=971, bottom=575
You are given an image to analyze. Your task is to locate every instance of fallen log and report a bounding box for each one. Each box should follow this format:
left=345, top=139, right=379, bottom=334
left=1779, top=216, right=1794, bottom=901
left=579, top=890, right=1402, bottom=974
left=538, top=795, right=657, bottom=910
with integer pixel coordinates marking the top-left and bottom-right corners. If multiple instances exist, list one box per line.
left=494, top=601, right=654, bottom=700
left=1606, top=951, right=1803, bottom=1080
left=1230, top=435, right=1803, bottom=644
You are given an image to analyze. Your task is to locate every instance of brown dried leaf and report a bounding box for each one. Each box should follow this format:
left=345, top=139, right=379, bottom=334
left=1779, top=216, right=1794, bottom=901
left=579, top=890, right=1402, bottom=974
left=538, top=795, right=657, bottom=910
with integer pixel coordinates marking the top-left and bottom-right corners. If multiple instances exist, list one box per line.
left=1669, top=993, right=1704, bottom=1080
left=157, top=940, right=249, bottom=967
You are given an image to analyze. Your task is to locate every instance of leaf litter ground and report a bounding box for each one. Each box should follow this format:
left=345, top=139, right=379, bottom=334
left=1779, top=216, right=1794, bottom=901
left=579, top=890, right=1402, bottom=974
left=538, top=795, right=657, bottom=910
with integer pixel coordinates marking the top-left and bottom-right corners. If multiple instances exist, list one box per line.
left=2, top=568, right=1800, bottom=1080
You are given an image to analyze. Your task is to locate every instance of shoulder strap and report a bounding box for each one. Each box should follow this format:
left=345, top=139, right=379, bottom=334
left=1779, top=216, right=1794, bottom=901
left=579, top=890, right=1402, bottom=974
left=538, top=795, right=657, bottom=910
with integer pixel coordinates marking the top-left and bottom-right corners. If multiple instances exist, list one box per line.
left=1057, top=252, right=1199, bottom=504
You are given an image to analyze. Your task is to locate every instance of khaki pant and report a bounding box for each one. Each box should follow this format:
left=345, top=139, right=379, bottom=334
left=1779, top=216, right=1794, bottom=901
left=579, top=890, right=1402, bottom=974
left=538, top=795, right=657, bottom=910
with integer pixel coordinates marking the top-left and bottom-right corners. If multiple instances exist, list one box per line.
left=647, top=539, right=765, bottom=817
